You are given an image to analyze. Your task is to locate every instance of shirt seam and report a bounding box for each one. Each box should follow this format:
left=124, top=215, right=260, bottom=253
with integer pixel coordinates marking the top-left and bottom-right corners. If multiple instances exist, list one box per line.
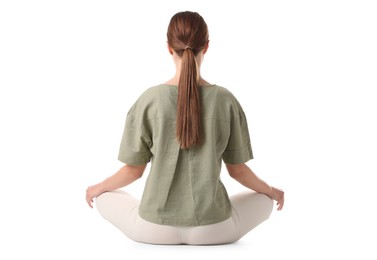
left=224, top=144, right=251, bottom=152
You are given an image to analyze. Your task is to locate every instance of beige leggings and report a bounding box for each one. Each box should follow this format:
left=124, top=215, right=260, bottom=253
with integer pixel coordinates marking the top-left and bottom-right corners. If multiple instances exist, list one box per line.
left=95, top=190, right=273, bottom=245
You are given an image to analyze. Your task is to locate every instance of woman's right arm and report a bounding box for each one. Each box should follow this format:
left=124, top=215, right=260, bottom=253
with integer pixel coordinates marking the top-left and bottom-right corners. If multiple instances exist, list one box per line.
left=225, top=163, right=284, bottom=210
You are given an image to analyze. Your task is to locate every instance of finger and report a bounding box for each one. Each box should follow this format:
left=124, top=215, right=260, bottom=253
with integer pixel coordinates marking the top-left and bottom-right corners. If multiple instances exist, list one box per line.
left=276, top=201, right=280, bottom=210
left=278, top=200, right=284, bottom=210
left=86, top=197, right=94, bottom=208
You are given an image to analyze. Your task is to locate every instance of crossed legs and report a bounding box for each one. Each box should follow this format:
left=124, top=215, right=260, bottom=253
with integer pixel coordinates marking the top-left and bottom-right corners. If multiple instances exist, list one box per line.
left=95, top=190, right=273, bottom=245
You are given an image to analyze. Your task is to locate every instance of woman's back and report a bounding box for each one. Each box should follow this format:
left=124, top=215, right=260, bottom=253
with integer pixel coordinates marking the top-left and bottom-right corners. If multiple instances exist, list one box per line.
left=118, top=84, right=253, bottom=226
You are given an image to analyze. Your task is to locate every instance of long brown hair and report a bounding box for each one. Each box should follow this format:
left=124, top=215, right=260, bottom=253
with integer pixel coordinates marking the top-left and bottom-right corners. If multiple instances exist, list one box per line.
left=167, top=11, right=209, bottom=149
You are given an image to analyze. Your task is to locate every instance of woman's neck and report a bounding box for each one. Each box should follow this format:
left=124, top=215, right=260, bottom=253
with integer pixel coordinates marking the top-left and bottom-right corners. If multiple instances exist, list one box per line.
left=165, top=51, right=210, bottom=86
left=164, top=76, right=210, bottom=87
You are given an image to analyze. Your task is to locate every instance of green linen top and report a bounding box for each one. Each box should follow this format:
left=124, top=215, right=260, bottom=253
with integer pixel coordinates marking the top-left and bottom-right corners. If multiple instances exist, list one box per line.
left=118, top=84, right=253, bottom=226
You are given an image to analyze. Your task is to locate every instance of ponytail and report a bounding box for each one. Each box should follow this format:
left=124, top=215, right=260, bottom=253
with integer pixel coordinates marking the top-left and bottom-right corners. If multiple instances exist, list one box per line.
left=176, top=48, right=202, bottom=149
left=167, top=11, right=208, bottom=149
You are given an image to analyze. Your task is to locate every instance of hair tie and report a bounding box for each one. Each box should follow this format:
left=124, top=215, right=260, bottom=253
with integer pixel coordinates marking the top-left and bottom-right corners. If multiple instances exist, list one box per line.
left=184, top=46, right=192, bottom=50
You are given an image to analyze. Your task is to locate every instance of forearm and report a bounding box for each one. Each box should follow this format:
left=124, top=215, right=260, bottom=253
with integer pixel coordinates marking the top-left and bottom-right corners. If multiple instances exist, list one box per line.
left=225, top=163, right=285, bottom=210
left=86, top=163, right=147, bottom=208
left=226, top=164, right=272, bottom=195
left=98, top=164, right=147, bottom=193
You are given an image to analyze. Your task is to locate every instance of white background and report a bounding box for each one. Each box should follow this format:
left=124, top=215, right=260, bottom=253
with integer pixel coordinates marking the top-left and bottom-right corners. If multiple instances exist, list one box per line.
left=1, top=0, right=376, bottom=259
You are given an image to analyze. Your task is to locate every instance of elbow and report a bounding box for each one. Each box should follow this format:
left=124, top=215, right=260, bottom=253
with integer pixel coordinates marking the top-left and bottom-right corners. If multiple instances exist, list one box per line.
left=126, top=164, right=147, bottom=179
left=134, top=170, right=144, bottom=179
left=226, top=163, right=246, bottom=179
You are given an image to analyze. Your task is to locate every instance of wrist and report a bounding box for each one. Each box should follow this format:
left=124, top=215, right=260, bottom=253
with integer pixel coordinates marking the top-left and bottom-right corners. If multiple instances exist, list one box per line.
left=266, top=185, right=274, bottom=197
left=97, top=182, right=107, bottom=194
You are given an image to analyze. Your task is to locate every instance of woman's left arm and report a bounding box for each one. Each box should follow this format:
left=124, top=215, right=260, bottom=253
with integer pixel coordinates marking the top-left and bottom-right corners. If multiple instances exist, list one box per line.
left=86, top=164, right=147, bottom=208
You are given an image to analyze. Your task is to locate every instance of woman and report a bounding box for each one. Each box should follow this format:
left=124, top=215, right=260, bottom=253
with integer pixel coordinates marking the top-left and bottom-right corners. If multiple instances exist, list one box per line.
left=86, top=11, right=284, bottom=245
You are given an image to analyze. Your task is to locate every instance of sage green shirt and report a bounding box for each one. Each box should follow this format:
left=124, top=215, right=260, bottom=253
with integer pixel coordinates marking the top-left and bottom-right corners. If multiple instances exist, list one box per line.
left=118, top=84, right=253, bottom=226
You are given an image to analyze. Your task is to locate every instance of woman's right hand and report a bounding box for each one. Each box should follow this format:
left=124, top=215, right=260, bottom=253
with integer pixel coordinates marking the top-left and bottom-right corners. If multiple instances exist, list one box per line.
left=268, top=187, right=285, bottom=211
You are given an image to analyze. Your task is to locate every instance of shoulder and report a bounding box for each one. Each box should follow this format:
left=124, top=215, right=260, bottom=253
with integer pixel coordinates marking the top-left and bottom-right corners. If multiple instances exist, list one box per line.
left=209, top=85, right=243, bottom=110
left=127, top=85, right=170, bottom=116
left=137, top=85, right=164, bottom=100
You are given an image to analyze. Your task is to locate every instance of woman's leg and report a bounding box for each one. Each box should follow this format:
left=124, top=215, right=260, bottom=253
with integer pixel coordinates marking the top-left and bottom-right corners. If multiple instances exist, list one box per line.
left=181, top=217, right=238, bottom=245
left=95, top=190, right=139, bottom=238
left=230, top=191, right=274, bottom=240
left=95, top=190, right=182, bottom=244
left=181, top=191, right=273, bottom=245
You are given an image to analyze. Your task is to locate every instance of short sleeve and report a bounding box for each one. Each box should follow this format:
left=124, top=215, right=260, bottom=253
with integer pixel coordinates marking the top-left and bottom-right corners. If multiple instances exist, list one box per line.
left=118, top=109, right=152, bottom=165
left=222, top=107, right=253, bottom=164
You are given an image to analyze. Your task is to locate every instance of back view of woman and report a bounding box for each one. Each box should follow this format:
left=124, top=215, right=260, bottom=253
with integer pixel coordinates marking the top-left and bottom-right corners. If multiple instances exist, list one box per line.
left=86, top=11, right=284, bottom=245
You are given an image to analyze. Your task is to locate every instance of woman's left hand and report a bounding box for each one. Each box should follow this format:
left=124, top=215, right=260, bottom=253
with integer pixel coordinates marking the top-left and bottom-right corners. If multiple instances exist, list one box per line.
left=86, top=183, right=104, bottom=208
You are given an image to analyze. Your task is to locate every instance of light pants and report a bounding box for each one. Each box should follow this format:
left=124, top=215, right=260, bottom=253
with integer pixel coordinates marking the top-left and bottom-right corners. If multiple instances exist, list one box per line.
left=96, top=190, right=273, bottom=245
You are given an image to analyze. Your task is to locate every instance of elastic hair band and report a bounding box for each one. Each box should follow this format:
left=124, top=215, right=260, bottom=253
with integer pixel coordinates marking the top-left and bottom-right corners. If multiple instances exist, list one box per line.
left=185, top=46, right=192, bottom=50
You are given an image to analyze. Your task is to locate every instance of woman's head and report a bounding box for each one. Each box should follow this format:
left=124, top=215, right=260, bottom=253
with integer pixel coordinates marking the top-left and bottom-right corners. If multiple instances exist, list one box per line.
left=167, top=11, right=209, bottom=56
left=167, top=11, right=209, bottom=149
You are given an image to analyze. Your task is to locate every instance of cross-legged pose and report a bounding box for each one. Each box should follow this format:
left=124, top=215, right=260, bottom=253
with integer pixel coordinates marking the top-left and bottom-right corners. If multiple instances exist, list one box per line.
left=86, top=11, right=284, bottom=245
